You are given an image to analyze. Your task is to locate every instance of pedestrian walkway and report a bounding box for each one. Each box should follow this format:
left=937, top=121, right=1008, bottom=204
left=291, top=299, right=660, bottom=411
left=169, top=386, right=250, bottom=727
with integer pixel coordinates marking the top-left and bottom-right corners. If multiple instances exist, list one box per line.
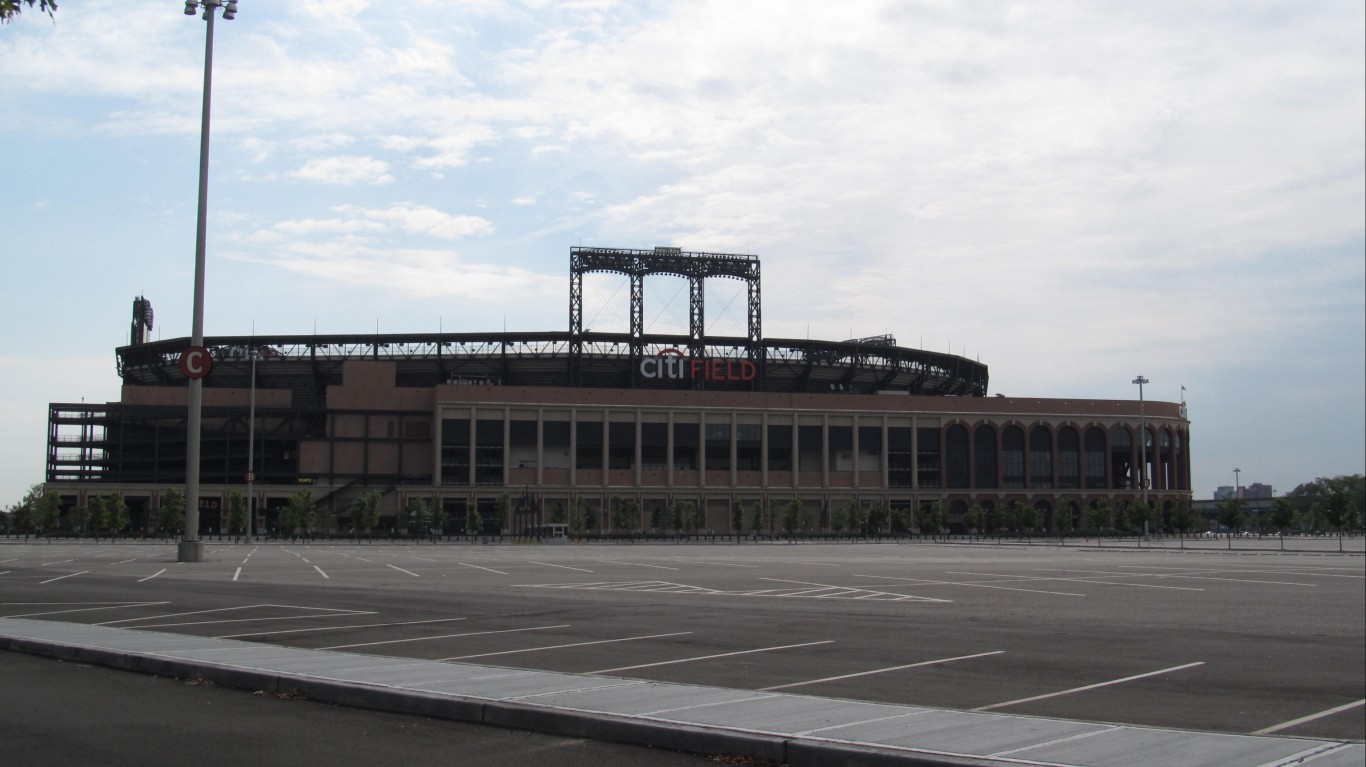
left=1, top=617, right=1359, bottom=767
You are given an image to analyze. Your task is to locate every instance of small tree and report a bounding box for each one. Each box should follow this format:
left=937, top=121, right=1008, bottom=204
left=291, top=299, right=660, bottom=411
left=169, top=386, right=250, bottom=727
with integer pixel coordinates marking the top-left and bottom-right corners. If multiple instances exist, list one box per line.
left=890, top=505, right=911, bottom=535
left=569, top=497, right=591, bottom=537
left=1268, top=499, right=1295, bottom=549
left=407, top=496, right=432, bottom=536
left=1217, top=497, right=1244, bottom=548
left=730, top=500, right=744, bottom=534
left=102, top=493, right=129, bottom=537
left=36, top=490, right=62, bottom=535
left=867, top=501, right=889, bottom=535
left=281, top=489, right=315, bottom=539
left=157, top=488, right=186, bottom=537
left=85, top=495, right=106, bottom=538
left=496, top=493, right=513, bottom=535
left=610, top=494, right=632, bottom=533
left=846, top=500, right=869, bottom=535
left=350, top=489, right=382, bottom=536
left=964, top=504, right=984, bottom=538
left=1171, top=499, right=1198, bottom=545
left=1054, top=501, right=1074, bottom=539
left=781, top=496, right=804, bottom=535
left=749, top=502, right=763, bottom=536
left=68, top=503, right=90, bottom=535
left=1018, top=503, right=1039, bottom=537
left=465, top=504, right=482, bottom=537
left=922, top=500, right=945, bottom=537
left=226, top=491, right=248, bottom=536
left=430, top=495, right=448, bottom=537
left=1087, top=500, right=1111, bottom=533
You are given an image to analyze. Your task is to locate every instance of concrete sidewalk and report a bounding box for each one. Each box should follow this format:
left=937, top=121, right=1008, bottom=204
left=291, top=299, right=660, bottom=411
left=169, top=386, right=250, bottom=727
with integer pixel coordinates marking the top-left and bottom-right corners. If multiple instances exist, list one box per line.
left=1, top=617, right=1359, bottom=767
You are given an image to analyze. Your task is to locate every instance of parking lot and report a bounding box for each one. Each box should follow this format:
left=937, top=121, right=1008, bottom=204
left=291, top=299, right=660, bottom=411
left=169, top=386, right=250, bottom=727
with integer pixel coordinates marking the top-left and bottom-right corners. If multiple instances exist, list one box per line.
left=2, top=540, right=1362, bottom=742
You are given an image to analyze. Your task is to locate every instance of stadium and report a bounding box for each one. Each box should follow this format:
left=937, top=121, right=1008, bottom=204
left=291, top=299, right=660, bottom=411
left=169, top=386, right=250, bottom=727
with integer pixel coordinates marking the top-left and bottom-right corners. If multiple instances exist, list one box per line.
left=45, top=247, right=1191, bottom=535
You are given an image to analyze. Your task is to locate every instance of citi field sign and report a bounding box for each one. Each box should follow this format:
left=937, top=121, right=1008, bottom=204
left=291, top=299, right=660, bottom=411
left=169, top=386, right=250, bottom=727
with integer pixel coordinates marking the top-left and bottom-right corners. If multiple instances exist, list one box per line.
left=639, top=348, right=757, bottom=381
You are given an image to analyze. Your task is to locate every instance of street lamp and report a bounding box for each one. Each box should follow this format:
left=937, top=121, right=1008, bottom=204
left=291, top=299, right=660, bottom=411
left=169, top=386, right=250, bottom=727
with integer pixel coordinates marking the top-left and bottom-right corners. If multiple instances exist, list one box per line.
left=1234, top=467, right=1241, bottom=499
left=1132, top=375, right=1149, bottom=536
left=179, top=0, right=237, bottom=563
left=246, top=346, right=257, bottom=543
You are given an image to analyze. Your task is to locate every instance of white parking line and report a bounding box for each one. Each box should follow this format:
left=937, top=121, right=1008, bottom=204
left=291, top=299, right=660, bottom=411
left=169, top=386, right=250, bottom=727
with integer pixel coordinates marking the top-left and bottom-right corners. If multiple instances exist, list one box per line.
left=528, top=561, right=595, bottom=572
left=317, top=624, right=570, bottom=651
left=760, top=650, right=1007, bottom=691
left=439, top=631, right=694, bottom=661
left=40, top=571, right=88, bottom=584
left=598, top=560, right=679, bottom=570
left=587, top=640, right=835, bottom=675
left=458, top=562, right=509, bottom=575
left=765, top=578, right=953, bottom=603
left=232, top=567, right=242, bottom=582
left=974, top=662, right=1206, bottom=711
left=138, top=569, right=166, bottom=583
left=857, top=574, right=1085, bottom=597
left=41, top=560, right=74, bottom=566
left=2, top=602, right=168, bottom=619
left=314, top=565, right=329, bottom=579
left=387, top=564, right=420, bottom=577
left=1251, top=699, right=1366, bottom=735
left=217, top=617, right=468, bottom=639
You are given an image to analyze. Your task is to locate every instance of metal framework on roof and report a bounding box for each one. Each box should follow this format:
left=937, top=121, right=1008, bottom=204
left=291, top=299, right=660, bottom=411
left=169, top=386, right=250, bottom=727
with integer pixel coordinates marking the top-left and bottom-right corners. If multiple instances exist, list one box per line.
left=569, top=246, right=762, bottom=385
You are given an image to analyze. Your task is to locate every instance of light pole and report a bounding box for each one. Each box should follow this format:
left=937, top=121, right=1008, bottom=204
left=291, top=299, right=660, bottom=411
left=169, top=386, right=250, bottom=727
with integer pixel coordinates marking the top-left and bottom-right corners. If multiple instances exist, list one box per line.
left=1234, top=467, right=1241, bottom=499
left=246, top=346, right=257, bottom=543
left=1132, top=375, right=1149, bottom=535
left=179, top=0, right=237, bottom=563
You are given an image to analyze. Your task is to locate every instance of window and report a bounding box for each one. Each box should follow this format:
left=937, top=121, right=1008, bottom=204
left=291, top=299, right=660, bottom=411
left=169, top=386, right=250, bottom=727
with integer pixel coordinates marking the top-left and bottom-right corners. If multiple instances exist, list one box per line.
left=1030, top=426, right=1053, bottom=489
left=974, top=425, right=998, bottom=489
left=946, top=425, right=970, bottom=489
left=1057, top=426, right=1080, bottom=489
left=1002, top=426, right=1025, bottom=488
left=1084, top=427, right=1107, bottom=489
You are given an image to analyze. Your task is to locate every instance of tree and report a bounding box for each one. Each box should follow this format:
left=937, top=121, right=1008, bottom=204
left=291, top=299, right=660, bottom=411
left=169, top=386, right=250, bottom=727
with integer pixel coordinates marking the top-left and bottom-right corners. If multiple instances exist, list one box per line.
left=730, top=500, right=744, bottom=534
left=749, top=502, right=763, bottom=535
left=845, top=500, right=868, bottom=535
left=1268, top=498, right=1295, bottom=550
left=1, top=0, right=58, bottom=24
left=430, top=495, right=448, bottom=537
left=1018, top=503, right=1040, bottom=536
left=781, top=496, right=804, bottom=535
left=890, top=505, right=911, bottom=535
left=86, top=495, right=106, bottom=537
left=350, top=489, right=382, bottom=535
left=1054, top=501, right=1074, bottom=539
left=920, top=501, right=943, bottom=536
left=157, top=488, right=186, bottom=536
left=569, top=497, right=591, bottom=537
left=610, top=494, right=633, bottom=533
left=226, top=491, right=248, bottom=536
left=102, top=493, right=129, bottom=536
left=1087, top=500, right=1111, bottom=533
left=496, top=493, right=512, bottom=535
left=963, top=504, right=984, bottom=538
left=1171, top=499, right=1198, bottom=545
left=36, top=490, right=62, bottom=535
left=281, top=489, right=315, bottom=538
left=1217, top=497, right=1244, bottom=548
left=406, top=496, right=432, bottom=536
left=465, top=503, right=482, bottom=537
left=867, top=501, right=889, bottom=535
left=68, top=503, right=89, bottom=535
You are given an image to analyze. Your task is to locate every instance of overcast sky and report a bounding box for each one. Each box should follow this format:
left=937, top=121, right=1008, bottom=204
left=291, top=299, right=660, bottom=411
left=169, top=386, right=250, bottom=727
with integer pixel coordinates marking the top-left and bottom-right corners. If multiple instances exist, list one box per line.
left=2, top=0, right=1362, bottom=506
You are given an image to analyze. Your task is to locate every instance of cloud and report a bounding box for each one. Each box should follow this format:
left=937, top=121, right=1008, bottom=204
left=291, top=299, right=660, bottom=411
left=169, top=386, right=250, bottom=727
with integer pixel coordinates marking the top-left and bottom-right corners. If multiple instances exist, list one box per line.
left=291, top=155, right=395, bottom=185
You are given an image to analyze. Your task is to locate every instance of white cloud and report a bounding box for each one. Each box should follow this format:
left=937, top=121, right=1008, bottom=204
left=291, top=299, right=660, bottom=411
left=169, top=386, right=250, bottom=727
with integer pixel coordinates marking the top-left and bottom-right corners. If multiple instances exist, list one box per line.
left=291, top=155, right=395, bottom=185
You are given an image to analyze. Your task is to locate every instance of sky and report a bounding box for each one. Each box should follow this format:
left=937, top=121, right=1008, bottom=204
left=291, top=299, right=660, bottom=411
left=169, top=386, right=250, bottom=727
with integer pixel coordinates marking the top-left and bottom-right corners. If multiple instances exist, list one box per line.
left=2, top=0, right=1363, bottom=506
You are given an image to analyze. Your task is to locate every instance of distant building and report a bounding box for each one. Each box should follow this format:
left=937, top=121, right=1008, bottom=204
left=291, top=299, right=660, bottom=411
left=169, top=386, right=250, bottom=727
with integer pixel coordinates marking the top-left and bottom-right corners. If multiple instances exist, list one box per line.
left=1245, top=482, right=1274, bottom=500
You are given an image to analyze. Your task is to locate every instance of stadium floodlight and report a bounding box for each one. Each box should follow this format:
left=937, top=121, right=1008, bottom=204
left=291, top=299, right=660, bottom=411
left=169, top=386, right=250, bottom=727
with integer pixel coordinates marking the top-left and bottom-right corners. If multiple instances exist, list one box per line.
left=1132, top=375, right=1149, bottom=527
left=179, top=0, right=237, bottom=563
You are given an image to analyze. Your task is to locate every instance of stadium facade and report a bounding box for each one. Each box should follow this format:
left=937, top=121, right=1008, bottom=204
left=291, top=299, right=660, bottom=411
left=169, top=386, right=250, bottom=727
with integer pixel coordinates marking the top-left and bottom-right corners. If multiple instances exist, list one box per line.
left=45, top=248, right=1191, bottom=534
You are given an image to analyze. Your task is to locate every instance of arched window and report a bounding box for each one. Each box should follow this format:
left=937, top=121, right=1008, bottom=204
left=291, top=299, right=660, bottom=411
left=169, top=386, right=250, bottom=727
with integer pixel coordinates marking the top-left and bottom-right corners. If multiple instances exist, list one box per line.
left=1160, top=430, right=1173, bottom=490
left=1002, top=426, right=1025, bottom=488
left=1030, top=426, right=1053, bottom=489
left=974, top=425, right=998, bottom=489
left=1084, top=427, right=1107, bottom=489
left=946, top=424, right=970, bottom=488
left=1111, top=427, right=1133, bottom=489
left=1057, top=426, right=1080, bottom=489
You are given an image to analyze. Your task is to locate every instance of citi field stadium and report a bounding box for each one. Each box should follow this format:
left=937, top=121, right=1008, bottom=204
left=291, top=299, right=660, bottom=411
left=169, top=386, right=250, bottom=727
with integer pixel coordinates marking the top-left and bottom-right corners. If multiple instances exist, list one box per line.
left=45, top=247, right=1190, bottom=535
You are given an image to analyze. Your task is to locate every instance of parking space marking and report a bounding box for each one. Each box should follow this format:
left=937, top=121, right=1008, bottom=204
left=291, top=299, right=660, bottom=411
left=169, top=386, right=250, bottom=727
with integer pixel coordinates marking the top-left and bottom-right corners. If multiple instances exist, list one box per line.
left=128, top=610, right=377, bottom=629
left=2, top=601, right=169, bottom=619
left=597, top=560, right=679, bottom=570
left=217, top=617, right=468, bottom=639
left=1252, top=699, right=1366, bottom=735
left=989, top=725, right=1121, bottom=757
left=387, top=564, right=421, bottom=577
left=761, top=650, right=1007, bottom=691
left=855, top=574, right=1084, bottom=597
left=232, top=567, right=242, bottom=581
left=41, top=559, right=75, bottom=566
left=761, top=578, right=953, bottom=603
left=317, top=623, right=571, bottom=651
left=40, top=571, right=88, bottom=584
left=138, top=569, right=166, bottom=583
left=314, top=566, right=329, bottom=579
left=439, top=631, right=693, bottom=661
left=959, top=570, right=1206, bottom=592
left=588, top=640, right=834, bottom=675
left=528, top=561, right=595, bottom=572
left=974, top=662, right=1206, bottom=711
left=797, top=710, right=933, bottom=736
left=458, top=562, right=509, bottom=575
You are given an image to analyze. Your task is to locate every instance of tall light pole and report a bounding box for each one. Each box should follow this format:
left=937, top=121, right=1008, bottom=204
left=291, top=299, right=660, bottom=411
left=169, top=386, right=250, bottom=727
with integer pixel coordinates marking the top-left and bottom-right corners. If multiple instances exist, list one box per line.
left=179, top=0, right=237, bottom=563
left=1132, top=375, right=1149, bottom=535
left=1234, top=467, right=1241, bottom=499
left=246, top=346, right=257, bottom=543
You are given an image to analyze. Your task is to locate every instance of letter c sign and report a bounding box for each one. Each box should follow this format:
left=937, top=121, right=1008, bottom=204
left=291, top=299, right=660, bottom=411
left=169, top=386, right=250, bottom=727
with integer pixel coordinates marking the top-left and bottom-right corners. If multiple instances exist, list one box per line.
left=180, top=346, right=214, bottom=380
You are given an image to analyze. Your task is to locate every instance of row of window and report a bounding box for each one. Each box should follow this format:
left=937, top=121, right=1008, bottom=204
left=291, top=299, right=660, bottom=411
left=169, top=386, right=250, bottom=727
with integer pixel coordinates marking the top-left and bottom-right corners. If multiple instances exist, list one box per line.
left=438, top=418, right=1188, bottom=492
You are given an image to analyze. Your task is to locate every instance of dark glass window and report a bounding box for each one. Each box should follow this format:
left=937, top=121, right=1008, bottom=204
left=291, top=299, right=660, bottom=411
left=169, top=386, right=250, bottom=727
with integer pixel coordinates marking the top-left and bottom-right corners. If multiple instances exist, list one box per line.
left=798, top=425, right=823, bottom=471
left=828, top=426, right=852, bottom=471
left=608, top=421, right=635, bottom=470
left=1057, top=426, right=1080, bottom=489
left=475, top=419, right=504, bottom=486
left=576, top=421, right=603, bottom=470
left=1110, top=428, right=1133, bottom=489
left=946, top=425, right=970, bottom=488
left=1030, top=426, right=1053, bottom=489
left=706, top=422, right=731, bottom=471
left=441, top=418, right=470, bottom=486
left=1084, top=427, right=1107, bottom=489
left=673, top=422, right=698, bottom=471
left=641, top=422, right=668, bottom=469
left=974, top=425, right=998, bottom=489
left=917, top=427, right=940, bottom=488
left=1002, top=426, right=1025, bottom=488
left=888, top=427, right=913, bottom=488
left=767, top=424, right=793, bottom=472
left=737, top=424, right=761, bottom=471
